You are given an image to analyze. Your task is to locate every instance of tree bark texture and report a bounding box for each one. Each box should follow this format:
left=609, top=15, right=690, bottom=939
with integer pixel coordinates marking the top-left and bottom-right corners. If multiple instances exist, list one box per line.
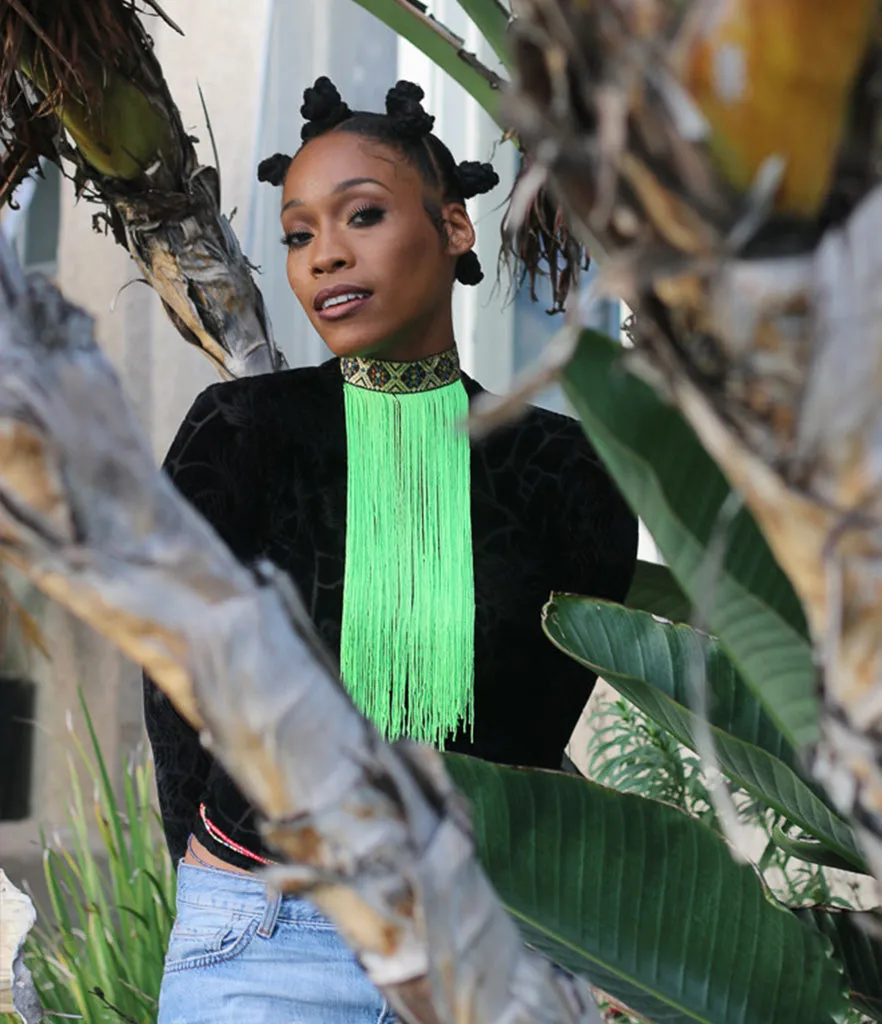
left=505, top=0, right=882, bottom=888
left=0, top=234, right=602, bottom=1024
left=0, top=870, right=41, bottom=1023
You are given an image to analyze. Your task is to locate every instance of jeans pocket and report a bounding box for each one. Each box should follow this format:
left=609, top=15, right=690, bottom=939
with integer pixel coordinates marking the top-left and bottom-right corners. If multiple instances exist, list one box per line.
left=165, top=911, right=258, bottom=973
left=378, top=1001, right=399, bottom=1024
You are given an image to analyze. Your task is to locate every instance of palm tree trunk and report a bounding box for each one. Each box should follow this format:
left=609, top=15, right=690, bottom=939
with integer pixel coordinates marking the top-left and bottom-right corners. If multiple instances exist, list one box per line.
left=0, top=870, right=40, bottom=1023
left=505, top=0, right=882, bottom=890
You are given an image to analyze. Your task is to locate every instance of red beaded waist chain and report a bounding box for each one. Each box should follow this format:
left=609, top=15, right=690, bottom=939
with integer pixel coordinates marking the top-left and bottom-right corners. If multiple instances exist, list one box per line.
left=199, top=802, right=278, bottom=867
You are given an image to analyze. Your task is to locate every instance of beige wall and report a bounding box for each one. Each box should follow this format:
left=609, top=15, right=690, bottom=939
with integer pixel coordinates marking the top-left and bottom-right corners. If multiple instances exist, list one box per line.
left=1, top=3, right=271, bottom=869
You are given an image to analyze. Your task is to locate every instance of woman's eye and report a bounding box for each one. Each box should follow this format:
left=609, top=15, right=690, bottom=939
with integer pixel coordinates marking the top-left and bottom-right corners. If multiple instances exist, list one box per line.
left=349, top=205, right=385, bottom=228
left=282, top=230, right=312, bottom=250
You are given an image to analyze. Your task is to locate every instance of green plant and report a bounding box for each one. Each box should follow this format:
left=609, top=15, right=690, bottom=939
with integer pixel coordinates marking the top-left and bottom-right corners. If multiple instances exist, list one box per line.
left=447, top=753, right=853, bottom=1024
left=581, top=695, right=877, bottom=1024
left=444, top=329, right=881, bottom=1022
left=585, top=696, right=866, bottom=911
left=586, top=697, right=717, bottom=825
left=7, top=695, right=175, bottom=1024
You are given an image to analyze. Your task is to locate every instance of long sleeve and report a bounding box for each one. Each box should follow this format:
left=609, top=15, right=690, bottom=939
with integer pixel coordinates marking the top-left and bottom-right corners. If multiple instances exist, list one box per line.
left=528, top=427, right=637, bottom=762
left=555, top=433, right=638, bottom=604
left=143, top=381, right=265, bottom=863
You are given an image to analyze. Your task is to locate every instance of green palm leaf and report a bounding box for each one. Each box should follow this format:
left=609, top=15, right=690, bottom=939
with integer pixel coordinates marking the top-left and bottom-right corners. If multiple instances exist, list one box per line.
left=796, top=908, right=882, bottom=1021
left=543, top=596, right=865, bottom=872
left=626, top=560, right=693, bottom=623
left=561, top=330, right=817, bottom=750
left=446, top=754, right=848, bottom=1024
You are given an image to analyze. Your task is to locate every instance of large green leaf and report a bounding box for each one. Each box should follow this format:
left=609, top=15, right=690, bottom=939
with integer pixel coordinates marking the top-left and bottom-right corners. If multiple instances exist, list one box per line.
left=351, top=0, right=505, bottom=122
left=770, top=827, right=870, bottom=875
left=455, top=0, right=511, bottom=65
left=796, top=908, right=882, bottom=1021
left=561, top=331, right=817, bottom=749
left=626, top=560, right=693, bottom=622
left=543, top=596, right=865, bottom=872
left=446, top=755, right=847, bottom=1024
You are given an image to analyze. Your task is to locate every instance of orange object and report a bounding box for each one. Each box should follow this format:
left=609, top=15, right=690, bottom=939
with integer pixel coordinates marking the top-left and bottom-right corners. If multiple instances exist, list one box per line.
left=674, top=0, right=875, bottom=216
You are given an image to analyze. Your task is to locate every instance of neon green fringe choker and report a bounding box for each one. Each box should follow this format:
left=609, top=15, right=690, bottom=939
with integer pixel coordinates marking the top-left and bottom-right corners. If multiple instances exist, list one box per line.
left=339, top=347, right=475, bottom=748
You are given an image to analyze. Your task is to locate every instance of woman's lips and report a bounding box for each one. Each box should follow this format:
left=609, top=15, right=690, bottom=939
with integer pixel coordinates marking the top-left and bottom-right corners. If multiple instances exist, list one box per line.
left=316, top=293, right=373, bottom=321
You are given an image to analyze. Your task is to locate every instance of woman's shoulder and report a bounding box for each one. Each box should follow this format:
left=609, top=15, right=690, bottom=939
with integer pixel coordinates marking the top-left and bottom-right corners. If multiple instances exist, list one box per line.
left=199, top=359, right=339, bottom=403
left=188, top=360, right=342, bottom=430
left=470, top=386, right=603, bottom=478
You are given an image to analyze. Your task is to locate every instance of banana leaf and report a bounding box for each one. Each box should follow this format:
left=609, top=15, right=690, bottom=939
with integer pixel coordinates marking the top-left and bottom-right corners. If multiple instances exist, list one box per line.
left=561, top=330, right=816, bottom=750
left=446, top=754, right=848, bottom=1024
left=350, top=0, right=505, bottom=121
left=795, top=908, right=882, bottom=1022
left=543, top=596, right=866, bottom=873
left=625, top=560, right=693, bottom=623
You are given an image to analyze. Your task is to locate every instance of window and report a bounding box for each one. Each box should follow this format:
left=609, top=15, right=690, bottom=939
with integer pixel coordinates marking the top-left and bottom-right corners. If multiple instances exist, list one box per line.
left=2, top=160, right=61, bottom=277
left=0, top=675, right=35, bottom=821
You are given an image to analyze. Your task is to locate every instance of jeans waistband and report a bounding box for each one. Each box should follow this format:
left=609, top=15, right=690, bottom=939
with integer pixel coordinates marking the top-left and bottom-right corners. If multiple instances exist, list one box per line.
left=175, top=857, right=331, bottom=926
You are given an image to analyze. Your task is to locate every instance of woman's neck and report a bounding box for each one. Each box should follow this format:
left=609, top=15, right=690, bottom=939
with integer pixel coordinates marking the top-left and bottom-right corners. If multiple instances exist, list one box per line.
left=356, top=305, right=456, bottom=363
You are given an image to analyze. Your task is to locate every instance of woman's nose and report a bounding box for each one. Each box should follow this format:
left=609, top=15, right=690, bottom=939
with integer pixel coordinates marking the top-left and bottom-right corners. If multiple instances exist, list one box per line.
left=311, top=235, right=353, bottom=276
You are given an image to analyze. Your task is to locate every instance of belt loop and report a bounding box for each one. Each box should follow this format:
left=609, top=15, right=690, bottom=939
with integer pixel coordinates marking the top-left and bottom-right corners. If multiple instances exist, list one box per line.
left=258, top=884, right=282, bottom=938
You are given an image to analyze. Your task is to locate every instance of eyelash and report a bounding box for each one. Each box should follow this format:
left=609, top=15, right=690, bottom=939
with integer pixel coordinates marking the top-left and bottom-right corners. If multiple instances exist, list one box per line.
left=281, top=204, right=387, bottom=250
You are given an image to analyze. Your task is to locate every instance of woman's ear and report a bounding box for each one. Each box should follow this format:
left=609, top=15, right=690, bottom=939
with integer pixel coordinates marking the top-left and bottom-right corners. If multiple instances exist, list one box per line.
left=441, top=203, right=476, bottom=257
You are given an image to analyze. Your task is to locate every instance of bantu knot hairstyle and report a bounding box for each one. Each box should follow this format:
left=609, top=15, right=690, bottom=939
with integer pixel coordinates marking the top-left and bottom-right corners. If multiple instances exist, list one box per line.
left=258, top=76, right=499, bottom=287
left=384, top=80, right=435, bottom=139
left=257, top=152, right=292, bottom=187
left=300, top=76, right=352, bottom=142
left=455, top=160, right=499, bottom=200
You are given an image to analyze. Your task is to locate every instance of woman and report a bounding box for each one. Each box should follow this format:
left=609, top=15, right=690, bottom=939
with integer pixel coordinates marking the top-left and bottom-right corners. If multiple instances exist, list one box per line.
left=145, top=77, right=637, bottom=1024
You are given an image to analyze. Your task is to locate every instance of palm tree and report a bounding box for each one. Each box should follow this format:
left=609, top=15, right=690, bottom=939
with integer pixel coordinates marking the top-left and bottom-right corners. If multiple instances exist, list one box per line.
left=0, top=0, right=284, bottom=377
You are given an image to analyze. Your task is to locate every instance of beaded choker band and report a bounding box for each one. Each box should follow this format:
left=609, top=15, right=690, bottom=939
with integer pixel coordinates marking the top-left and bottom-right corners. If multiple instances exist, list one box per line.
left=339, top=348, right=461, bottom=394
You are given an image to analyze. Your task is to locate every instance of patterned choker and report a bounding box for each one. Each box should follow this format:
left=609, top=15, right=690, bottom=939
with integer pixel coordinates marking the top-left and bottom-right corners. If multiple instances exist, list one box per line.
left=340, top=348, right=461, bottom=394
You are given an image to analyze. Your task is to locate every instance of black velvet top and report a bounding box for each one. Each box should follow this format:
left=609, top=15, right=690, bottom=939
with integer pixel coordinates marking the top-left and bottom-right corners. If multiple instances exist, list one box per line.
left=144, top=358, right=638, bottom=869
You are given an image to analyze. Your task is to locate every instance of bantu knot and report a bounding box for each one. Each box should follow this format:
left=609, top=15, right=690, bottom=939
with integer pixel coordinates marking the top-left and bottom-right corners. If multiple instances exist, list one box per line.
left=257, top=152, right=292, bottom=187
left=385, top=80, right=435, bottom=139
left=455, top=160, right=499, bottom=199
left=455, top=250, right=484, bottom=286
left=300, top=76, right=352, bottom=141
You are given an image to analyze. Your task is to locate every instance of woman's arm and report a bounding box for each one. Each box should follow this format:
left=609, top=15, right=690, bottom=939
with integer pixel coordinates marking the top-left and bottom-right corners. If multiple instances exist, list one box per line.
left=555, top=431, right=638, bottom=603
left=143, top=381, right=265, bottom=863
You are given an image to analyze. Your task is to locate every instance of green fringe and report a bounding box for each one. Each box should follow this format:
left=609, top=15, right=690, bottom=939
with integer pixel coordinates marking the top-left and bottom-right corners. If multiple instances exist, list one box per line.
left=340, top=379, right=474, bottom=747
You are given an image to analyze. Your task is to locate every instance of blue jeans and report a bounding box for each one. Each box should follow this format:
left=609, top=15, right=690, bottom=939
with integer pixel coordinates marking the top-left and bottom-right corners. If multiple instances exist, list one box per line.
left=158, top=859, right=397, bottom=1023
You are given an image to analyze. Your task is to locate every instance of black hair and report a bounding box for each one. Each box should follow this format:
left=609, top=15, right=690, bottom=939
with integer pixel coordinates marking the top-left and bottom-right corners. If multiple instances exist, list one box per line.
left=257, top=77, right=498, bottom=286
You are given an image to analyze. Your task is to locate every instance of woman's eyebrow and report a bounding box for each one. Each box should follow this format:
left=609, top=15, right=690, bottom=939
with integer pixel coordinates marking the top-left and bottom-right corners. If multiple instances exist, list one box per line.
left=282, top=177, right=393, bottom=213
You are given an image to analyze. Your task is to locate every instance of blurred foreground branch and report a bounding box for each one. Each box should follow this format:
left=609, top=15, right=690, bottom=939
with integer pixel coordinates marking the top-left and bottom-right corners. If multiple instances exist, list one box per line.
left=505, top=0, right=882, bottom=889
left=0, top=234, right=601, bottom=1024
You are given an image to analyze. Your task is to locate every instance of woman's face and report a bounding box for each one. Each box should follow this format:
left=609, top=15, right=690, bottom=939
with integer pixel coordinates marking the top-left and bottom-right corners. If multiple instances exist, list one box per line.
left=280, top=131, right=474, bottom=360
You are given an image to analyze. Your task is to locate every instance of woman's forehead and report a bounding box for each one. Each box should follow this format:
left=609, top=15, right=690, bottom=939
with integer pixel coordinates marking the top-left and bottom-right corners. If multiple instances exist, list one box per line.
left=283, top=133, right=421, bottom=205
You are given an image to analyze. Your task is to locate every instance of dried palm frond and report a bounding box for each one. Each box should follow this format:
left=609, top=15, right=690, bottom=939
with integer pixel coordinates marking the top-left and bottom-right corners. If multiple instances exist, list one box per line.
left=505, top=0, right=882, bottom=887
left=0, top=0, right=283, bottom=378
left=500, top=165, right=589, bottom=313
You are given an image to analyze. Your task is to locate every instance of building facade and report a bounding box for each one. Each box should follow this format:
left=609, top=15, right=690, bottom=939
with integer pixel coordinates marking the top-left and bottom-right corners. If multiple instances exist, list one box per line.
left=0, top=0, right=626, bottom=881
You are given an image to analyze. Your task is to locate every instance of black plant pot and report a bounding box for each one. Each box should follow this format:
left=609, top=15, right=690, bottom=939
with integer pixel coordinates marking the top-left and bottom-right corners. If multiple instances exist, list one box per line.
left=0, top=676, right=35, bottom=821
